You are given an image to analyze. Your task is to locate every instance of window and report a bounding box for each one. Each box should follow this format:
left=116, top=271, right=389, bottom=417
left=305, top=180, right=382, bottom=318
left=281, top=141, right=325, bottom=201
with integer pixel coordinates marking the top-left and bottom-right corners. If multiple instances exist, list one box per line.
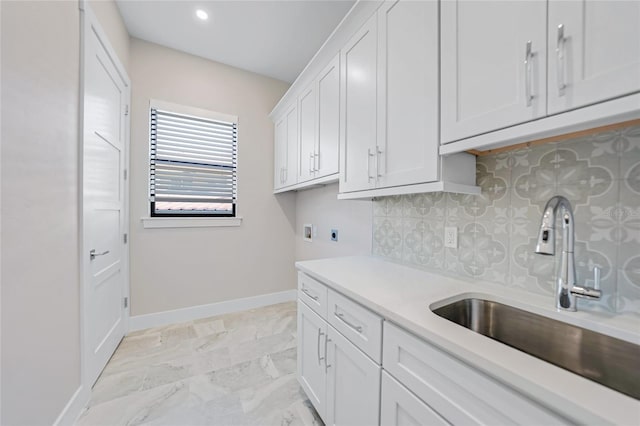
left=149, top=101, right=237, bottom=217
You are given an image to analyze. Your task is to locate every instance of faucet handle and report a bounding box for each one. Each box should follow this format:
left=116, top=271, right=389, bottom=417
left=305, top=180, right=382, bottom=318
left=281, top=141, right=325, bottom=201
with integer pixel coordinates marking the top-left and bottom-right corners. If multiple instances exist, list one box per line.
left=571, top=266, right=603, bottom=300
left=593, top=266, right=601, bottom=291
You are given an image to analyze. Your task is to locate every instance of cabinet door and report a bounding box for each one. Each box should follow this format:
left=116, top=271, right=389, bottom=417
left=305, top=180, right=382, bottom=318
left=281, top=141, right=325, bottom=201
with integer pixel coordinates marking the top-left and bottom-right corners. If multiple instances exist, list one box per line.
left=299, top=84, right=317, bottom=183
left=317, top=55, right=340, bottom=178
left=325, top=326, right=381, bottom=426
left=273, top=116, right=286, bottom=189
left=284, top=104, right=298, bottom=187
left=297, top=300, right=327, bottom=420
left=377, top=0, right=439, bottom=188
left=441, top=1, right=547, bottom=143
left=381, top=372, right=448, bottom=426
left=547, top=0, right=640, bottom=114
left=340, top=15, right=377, bottom=193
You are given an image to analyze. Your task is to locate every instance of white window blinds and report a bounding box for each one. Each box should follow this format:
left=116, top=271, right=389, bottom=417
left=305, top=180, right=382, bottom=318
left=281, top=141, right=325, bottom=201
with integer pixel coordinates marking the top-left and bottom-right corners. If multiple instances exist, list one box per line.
left=150, top=105, right=237, bottom=216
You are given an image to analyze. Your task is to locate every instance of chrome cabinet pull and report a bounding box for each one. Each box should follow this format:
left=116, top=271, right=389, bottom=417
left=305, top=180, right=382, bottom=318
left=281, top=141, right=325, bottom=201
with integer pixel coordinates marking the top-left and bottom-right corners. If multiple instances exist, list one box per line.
left=317, top=328, right=325, bottom=364
left=325, top=335, right=331, bottom=370
left=556, top=24, right=566, bottom=96
left=376, top=147, right=383, bottom=178
left=314, top=152, right=319, bottom=172
left=367, top=148, right=375, bottom=182
left=301, top=287, right=319, bottom=301
left=524, top=40, right=533, bottom=107
left=335, top=311, right=363, bottom=333
left=309, top=152, right=315, bottom=174
left=90, top=249, right=109, bottom=260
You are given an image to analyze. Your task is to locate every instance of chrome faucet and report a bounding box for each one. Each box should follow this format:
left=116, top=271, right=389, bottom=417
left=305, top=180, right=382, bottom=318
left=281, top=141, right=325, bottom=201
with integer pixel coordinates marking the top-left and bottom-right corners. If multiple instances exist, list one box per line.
left=535, top=195, right=602, bottom=311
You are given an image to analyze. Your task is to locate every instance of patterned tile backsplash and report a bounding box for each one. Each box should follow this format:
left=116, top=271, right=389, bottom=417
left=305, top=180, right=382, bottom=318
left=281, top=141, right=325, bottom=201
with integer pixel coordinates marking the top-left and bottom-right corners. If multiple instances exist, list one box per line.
left=373, top=124, right=640, bottom=314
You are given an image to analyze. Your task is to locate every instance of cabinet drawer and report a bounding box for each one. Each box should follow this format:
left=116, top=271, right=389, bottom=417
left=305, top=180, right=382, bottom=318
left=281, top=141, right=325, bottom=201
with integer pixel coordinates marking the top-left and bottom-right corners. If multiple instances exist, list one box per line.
left=381, top=371, right=448, bottom=426
left=383, top=322, right=566, bottom=425
left=328, top=289, right=382, bottom=364
left=298, top=272, right=328, bottom=319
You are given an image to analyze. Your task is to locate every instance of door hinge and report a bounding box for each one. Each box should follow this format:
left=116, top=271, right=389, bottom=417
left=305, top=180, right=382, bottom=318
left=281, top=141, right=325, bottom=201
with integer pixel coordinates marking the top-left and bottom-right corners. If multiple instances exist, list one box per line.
left=124, top=169, right=127, bottom=180
left=123, top=233, right=128, bottom=244
left=124, top=104, right=129, bottom=116
left=124, top=297, right=129, bottom=309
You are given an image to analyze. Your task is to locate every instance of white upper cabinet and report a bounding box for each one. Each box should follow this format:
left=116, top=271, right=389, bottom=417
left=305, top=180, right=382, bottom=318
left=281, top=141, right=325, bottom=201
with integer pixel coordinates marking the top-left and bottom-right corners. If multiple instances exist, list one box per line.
left=441, top=0, right=547, bottom=143
left=339, top=0, right=478, bottom=198
left=376, top=0, right=439, bottom=189
left=316, top=55, right=340, bottom=179
left=274, top=116, right=287, bottom=189
left=298, top=84, right=317, bottom=183
left=273, top=103, right=298, bottom=190
left=284, top=104, right=298, bottom=187
left=340, top=15, right=378, bottom=193
left=547, top=0, right=640, bottom=115
left=299, top=54, right=341, bottom=184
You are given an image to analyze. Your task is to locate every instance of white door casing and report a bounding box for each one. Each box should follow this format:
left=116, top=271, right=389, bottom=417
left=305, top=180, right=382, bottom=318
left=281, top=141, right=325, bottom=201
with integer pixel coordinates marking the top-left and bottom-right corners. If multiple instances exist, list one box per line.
left=81, top=6, right=130, bottom=388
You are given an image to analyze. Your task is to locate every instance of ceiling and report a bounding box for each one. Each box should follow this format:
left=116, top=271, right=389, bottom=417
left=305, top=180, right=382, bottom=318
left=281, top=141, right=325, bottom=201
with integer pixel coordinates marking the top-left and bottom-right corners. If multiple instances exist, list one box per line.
left=116, top=0, right=355, bottom=83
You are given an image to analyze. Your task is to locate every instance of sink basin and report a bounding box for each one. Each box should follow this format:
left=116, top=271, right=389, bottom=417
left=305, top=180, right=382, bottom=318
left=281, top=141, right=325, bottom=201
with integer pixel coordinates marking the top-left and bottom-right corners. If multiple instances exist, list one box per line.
left=432, top=298, right=640, bottom=400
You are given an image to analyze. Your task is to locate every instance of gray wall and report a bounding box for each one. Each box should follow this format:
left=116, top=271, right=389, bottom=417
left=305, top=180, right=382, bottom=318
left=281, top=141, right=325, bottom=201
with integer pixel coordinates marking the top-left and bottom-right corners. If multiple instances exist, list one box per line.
left=128, top=38, right=294, bottom=316
left=295, top=183, right=372, bottom=261
left=373, top=124, right=640, bottom=314
left=1, top=1, right=81, bottom=423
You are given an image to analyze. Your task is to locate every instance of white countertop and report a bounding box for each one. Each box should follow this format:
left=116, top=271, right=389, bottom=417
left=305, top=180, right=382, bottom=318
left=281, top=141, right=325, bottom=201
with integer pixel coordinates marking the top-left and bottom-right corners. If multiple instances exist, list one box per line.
left=295, top=256, right=640, bottom=426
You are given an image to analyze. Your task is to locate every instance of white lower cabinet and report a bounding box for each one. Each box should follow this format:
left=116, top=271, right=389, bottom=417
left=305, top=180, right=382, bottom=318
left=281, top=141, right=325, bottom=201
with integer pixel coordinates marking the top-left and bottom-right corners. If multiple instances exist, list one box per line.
left=297, top=301, right=327, bottom=420
left=383, top=322, right=567, bottom=425
left=297, top=274, right=382, bottom=426
left=298, top=272, right=570, bottom=426
left=381, top=371, right=448, bottom=426
left=326, top=325, right=381, bottom=426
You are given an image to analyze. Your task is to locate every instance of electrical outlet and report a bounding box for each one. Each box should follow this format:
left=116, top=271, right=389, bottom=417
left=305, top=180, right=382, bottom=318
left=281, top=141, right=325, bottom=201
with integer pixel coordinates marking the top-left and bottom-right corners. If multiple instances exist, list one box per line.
left=444, top=226, right=457, bottom=248
left=331, top=229, right=338, bottom=242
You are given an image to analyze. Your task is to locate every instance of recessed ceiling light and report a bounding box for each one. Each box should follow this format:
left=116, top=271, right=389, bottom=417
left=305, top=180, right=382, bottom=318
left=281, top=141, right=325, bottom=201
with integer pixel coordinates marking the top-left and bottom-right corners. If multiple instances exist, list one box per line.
left=196, top=9, right=209, bottom=21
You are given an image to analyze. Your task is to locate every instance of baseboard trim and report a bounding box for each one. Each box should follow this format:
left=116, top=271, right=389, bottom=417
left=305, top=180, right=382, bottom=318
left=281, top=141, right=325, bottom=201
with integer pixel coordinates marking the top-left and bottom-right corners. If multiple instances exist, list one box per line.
left=129, top=289, right=297, bottom=332
left=53, top=385, right=90, bottom=426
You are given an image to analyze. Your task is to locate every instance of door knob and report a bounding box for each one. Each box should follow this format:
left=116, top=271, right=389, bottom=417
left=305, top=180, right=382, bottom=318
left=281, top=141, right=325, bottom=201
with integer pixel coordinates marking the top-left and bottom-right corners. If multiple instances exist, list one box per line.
left=90, top=249, right=110, bottom=260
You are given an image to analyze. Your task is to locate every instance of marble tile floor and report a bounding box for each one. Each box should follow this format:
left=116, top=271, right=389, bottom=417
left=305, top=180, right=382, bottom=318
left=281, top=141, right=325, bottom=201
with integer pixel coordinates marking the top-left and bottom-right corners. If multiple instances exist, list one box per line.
left=77, top=302, right=323, bottom=426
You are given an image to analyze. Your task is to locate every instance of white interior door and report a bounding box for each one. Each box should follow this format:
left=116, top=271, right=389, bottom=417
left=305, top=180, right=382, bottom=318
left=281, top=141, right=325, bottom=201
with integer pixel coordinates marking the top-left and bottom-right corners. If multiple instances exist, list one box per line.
left=83, top=10, right=130, bottom=387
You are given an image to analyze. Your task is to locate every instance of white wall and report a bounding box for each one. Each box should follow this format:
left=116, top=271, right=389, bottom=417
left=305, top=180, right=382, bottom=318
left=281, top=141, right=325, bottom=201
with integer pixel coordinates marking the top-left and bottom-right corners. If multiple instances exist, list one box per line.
left=1, top=1, right=81, bottom=424
left=295, top=183, right=372, bottom=261
left=129, top=38, right=294, bottom=316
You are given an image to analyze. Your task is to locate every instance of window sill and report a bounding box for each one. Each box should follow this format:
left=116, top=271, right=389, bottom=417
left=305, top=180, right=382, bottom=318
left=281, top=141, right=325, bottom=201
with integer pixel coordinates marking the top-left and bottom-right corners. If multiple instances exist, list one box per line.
left=141, top=216, right=243, bottom=229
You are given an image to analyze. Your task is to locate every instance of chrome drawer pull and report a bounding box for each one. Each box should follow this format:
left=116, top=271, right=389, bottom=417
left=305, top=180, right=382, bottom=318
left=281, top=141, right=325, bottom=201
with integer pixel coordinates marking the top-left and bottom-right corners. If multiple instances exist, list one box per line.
left=325, top=336, right=331, bottom=371
left=335, top=311, right=363, bottom=333
left=301, top=287, right=319, bottom=301
left=524, top=40, right=533, bottom=107
left=556, top=24, right=566, bottom=96
left=317, top=328, right=325, bottom=364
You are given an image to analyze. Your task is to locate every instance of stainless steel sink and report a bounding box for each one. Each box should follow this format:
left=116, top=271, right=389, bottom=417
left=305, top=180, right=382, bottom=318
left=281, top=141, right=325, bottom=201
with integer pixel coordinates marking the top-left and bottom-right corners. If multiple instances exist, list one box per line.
left=432, top=298, right=640, bottom=400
